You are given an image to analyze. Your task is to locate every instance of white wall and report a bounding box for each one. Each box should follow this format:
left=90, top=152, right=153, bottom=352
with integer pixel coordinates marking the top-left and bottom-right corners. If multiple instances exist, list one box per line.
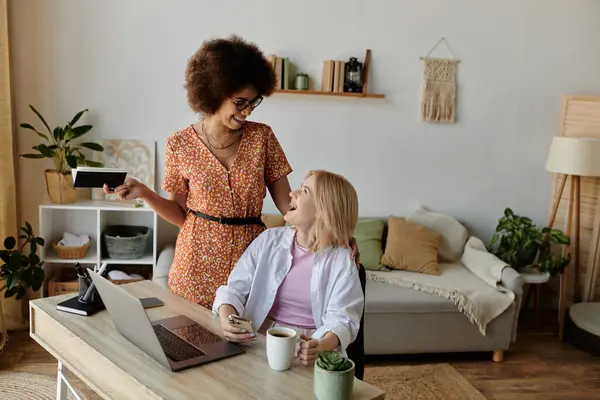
left=9, top=0, right=600, bottom=244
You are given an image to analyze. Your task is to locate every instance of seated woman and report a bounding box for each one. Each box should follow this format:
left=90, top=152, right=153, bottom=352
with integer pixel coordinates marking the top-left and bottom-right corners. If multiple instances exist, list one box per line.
left=212, top=170, right=363, bottom=366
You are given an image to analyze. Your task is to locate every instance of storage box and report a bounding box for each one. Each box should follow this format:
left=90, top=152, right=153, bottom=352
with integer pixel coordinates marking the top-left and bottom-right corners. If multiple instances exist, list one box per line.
left=47, top=265, right=151, bottom=297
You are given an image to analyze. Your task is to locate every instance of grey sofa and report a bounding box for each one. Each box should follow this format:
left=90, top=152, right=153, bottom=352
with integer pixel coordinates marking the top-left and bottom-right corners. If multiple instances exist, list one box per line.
left=154, top=244, right=523, bottom=363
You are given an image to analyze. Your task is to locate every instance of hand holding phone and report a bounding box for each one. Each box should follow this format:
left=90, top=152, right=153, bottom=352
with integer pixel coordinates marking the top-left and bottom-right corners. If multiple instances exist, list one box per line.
left=221, top=314, right=256, bottom=343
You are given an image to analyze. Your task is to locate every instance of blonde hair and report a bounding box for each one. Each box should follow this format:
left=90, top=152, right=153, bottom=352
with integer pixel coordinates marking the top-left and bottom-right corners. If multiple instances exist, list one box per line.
left=306, top=170, right=359, bottom=253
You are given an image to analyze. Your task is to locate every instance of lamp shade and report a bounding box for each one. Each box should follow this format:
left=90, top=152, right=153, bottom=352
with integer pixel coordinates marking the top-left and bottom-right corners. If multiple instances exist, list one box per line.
left=545, top=136, right=600, bottom=177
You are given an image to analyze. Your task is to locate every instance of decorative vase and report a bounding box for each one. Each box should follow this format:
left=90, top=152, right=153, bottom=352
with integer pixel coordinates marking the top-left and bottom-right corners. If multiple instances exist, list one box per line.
left=314, top=359, right=355, bottom=400
left=44, top=169, right=77, bottom=204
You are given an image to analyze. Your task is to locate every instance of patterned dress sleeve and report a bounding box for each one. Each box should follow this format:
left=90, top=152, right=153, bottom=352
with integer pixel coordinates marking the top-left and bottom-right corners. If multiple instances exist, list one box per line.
left=161, top=139, right=189, bottom=195
left=264, top=127, right=292, bottom=185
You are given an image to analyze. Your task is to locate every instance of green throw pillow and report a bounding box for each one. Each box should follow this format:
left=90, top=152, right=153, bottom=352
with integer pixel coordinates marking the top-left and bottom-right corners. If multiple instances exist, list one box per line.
left=354, top=219, right=385, bottom=271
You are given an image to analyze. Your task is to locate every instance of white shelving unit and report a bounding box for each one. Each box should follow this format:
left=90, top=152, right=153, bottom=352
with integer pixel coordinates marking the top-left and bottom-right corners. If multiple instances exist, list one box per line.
left=39, top=200, right=159, bottom=296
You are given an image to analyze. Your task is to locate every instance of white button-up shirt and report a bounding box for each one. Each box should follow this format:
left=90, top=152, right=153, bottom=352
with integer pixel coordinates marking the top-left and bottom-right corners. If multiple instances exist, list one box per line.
left=212, top=226, right=364, bottom=352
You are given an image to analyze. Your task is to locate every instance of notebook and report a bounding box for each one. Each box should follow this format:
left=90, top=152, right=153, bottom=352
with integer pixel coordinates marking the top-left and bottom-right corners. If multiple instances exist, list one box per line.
left=72, top=167, right=127, bottom=189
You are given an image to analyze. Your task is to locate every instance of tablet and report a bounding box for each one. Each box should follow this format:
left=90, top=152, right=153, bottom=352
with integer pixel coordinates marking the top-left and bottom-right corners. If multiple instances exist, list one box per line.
left=72, top=167, right=127, bottom=189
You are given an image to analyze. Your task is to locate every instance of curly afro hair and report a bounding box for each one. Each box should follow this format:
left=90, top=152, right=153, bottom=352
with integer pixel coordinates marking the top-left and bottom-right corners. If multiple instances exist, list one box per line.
left=185, top=35, right=276, bottom=115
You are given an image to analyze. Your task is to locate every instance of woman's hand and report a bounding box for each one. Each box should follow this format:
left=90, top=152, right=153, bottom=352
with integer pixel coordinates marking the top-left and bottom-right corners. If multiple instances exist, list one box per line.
left=349, top=237, right=360, bottom=268
left=299, top=334, right=321, bottom=366
left=103, top=178, right=149, bottom=201
left=218, top=311, right=256, bottom=343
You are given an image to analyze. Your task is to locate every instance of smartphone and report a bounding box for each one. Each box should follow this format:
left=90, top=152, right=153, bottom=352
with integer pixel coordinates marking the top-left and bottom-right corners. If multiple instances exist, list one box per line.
left=228, top=314, right=254, bottom=334
left=140, top=297, right=164, bottom=309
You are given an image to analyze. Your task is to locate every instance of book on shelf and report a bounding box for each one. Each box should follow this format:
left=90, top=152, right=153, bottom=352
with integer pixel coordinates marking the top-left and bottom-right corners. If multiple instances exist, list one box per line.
left=321, top=60, right=346, bottom=93
left=268, top=55, right=290, bottom=89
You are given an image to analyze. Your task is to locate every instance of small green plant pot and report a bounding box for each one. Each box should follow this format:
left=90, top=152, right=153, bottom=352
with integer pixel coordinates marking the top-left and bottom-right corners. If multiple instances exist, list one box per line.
left=314, top=359, right=355, bottom=400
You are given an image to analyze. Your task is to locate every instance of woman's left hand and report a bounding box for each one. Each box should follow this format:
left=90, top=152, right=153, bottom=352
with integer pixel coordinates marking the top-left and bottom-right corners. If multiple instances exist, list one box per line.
left=349, top=237, right=360, bottom=268
left=299, top=334, right=321, bottom=366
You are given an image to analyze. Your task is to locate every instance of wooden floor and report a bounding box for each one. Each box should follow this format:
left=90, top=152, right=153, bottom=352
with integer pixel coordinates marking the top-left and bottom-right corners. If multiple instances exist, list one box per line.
left=0, top=309, right=599, bottom=399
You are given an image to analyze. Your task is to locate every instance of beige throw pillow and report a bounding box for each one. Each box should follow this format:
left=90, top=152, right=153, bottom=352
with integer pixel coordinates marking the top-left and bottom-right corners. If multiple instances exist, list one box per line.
left=261, top=214, right=286, bottom=228
left=381, top=216, right=442, bottom=275
left=407, top=205, right=469, bottom=262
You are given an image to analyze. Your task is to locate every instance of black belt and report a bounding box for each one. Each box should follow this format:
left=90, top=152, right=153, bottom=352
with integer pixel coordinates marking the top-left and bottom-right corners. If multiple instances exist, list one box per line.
left=190, top=209, right=265, bottom=227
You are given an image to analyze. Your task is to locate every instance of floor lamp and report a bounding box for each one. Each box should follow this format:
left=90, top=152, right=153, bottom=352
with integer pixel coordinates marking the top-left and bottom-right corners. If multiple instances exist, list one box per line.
left=545, top=136, right=600, bottom=340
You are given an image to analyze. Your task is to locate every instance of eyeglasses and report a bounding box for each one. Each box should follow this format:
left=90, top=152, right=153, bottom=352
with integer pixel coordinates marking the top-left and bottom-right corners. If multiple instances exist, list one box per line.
left=230, top=96, right=263, bottom=112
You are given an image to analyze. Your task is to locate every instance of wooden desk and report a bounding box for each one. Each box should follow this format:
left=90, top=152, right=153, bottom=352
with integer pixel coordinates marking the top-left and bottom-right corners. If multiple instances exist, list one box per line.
left=29, top=280, right=386, bottom=400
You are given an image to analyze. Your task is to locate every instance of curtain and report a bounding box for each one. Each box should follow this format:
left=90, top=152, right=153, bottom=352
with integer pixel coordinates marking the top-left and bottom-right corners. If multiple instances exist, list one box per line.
left=0, top=0, right=24, bottom=353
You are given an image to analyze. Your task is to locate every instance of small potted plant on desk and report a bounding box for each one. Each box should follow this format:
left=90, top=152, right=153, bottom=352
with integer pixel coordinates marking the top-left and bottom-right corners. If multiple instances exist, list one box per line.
left=0, top=222, right=45, bottom=300
left=489, top=207, right=570, bottom=276
left=18, top=105, right=105, bottom=204
left=314, top=350, right=355, bottom=400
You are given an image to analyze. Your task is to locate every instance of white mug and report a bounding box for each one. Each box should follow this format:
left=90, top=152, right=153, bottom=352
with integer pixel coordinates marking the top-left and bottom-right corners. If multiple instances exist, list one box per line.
left=266, top=327, right=298, bottom=370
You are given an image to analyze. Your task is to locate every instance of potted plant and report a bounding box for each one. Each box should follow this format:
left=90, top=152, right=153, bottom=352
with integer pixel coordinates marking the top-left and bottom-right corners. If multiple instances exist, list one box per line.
left=314, top=351, right=355, bottom=400
left=19, top=105, right=104, bottom=204
left=0, top=222, right=45, bottom=300
left=489, top=207, right=571, bottom=276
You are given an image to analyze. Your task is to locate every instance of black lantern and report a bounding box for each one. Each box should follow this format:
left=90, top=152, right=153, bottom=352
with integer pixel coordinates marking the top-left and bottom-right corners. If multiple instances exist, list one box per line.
left=344, top=57, right=363, bottom=93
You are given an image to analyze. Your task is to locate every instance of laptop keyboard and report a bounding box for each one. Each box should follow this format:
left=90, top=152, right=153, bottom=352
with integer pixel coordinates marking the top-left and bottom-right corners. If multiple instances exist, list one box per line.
left=153, top=324, right=206, bottom=362
left=171, top=324, right=222, bottom=346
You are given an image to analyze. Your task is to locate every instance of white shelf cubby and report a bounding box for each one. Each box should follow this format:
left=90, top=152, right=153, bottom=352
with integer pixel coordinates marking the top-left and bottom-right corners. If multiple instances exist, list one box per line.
left=39, top=200, right=159, bottom=296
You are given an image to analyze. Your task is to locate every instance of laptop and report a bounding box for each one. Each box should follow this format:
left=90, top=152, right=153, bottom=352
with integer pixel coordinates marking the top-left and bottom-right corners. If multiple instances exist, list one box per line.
left=88, top=269, right=244, bottom=372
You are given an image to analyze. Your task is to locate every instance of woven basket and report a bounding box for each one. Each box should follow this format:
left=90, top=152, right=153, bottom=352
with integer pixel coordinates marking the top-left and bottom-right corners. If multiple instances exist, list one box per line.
left=103, top=225, right=149, bottom=260
left=53, top=239, right=92, bottom=259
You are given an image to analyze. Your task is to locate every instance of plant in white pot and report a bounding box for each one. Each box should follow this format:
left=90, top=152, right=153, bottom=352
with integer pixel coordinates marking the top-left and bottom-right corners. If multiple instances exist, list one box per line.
left=19, top=105, right=104, bottom=204
left=314, top=350, right=355, bottom=400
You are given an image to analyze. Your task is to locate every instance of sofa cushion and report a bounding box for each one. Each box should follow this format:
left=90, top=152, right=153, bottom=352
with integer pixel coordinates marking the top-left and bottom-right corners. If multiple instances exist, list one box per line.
left=407, top=205, right=468, bottom=262
left=381, top=216, right=441, bottom=275
left=261, top=214, right=286, bottom=228
left=365, top=280, right=458, bottom=313
left=354, top=219, right=385, bottom=271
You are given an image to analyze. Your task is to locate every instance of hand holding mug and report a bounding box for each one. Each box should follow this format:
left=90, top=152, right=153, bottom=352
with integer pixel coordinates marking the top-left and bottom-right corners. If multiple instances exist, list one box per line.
left=299, top=334, right=321, bottom=366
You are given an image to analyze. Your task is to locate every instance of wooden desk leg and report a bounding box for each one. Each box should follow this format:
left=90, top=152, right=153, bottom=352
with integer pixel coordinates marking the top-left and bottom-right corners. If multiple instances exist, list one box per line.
left=57, top=360, right=82, bottom=400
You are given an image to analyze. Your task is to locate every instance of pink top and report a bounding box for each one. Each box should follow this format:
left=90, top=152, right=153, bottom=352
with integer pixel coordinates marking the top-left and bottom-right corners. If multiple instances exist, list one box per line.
left=268, top=237, right=315, bottom=329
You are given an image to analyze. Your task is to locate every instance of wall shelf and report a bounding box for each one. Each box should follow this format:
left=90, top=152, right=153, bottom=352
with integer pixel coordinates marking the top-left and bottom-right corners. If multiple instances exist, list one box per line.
left=273, top=89, right=384, bottom=99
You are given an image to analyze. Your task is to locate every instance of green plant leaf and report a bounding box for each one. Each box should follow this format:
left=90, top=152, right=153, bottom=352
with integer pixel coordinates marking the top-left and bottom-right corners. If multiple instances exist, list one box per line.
left=80, top=142, right=104, bottom=151
left=15, top=287, right=27, bottom=300
left=7, top=271, right=19, bottom=290
left=0, top=250, right=9, bottom=264
left=69, top=109, right=88, bottom=126
left=20, top=153, right=45, bottom=159
left=4, top=286, right=19, bottom=299
left=30, top=241, right=37, bottom=255
left=25, top=222, right=33, bottom=235
left=8, top=252, right=20, bottom=272
left=20, top=123, right=49, bottom=141
left=83, top=160, right=103, bottom=168
left=29, top=254, right=40, bottom=266
left=32, top=237, right=45, bottom=247
left=31, top=267, right=45, bottom=291
left=3, top=236, right=16, bottom=250
left=66, top=155, right=78, bottom=169
left=70, top=125, right=92, bottom=139
left=29, top=105, right=52, bottom=134
left=34, top=144, right=56, bottom=158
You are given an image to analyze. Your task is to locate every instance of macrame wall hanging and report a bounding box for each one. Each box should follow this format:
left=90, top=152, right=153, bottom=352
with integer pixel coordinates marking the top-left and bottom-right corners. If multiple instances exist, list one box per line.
left=420, top=38, right=460, bottom=123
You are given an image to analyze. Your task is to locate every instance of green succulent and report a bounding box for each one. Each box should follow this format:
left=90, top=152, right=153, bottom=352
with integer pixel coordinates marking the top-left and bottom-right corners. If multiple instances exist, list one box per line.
left=316, top=351, right=352, bottom=372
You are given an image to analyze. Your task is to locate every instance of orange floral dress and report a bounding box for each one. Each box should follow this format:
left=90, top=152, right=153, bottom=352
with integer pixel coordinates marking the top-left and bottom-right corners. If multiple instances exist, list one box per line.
left=162, top=122, right=292, bottom=309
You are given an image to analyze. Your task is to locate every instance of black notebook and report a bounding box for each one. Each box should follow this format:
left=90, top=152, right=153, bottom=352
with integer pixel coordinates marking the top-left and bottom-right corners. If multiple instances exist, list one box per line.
left=72, top=167, right=127, bottom=189
left=56, top=295, right=105, bottom=316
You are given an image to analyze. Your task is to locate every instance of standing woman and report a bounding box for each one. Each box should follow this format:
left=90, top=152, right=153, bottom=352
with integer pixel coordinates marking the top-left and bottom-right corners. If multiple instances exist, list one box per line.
left=105, top=36, right=293, bottom=308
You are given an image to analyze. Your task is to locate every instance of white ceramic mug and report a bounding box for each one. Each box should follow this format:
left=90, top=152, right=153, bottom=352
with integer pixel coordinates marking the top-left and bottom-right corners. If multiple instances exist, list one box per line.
left=266, top=327, right=298, bottom=370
